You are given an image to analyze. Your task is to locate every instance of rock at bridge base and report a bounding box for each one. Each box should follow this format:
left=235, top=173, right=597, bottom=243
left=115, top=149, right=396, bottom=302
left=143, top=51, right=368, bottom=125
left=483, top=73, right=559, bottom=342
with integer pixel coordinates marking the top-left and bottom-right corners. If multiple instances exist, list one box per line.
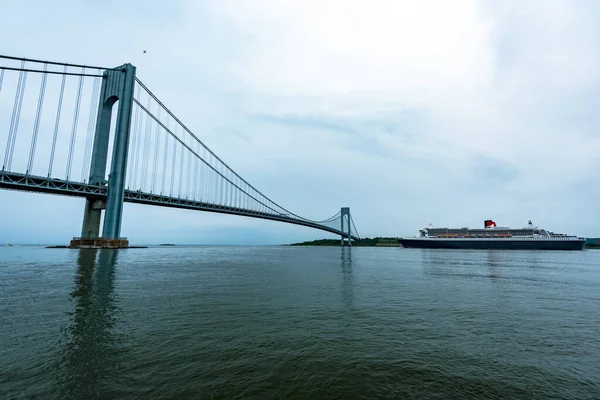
left=69, top=237, right=130, bottom=249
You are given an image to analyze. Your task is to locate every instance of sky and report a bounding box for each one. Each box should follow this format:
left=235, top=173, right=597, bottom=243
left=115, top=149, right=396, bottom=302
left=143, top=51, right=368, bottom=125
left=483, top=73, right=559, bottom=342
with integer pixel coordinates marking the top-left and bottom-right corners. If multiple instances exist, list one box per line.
left=1, top=0, right=599, bottom=245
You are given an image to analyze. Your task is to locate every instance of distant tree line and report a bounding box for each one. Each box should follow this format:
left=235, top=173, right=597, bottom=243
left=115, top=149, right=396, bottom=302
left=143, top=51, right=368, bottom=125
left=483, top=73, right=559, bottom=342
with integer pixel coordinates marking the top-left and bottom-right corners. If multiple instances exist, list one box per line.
left=586, top=238, right=600, bottom=248
left=288, top=237, right=399, bottom=246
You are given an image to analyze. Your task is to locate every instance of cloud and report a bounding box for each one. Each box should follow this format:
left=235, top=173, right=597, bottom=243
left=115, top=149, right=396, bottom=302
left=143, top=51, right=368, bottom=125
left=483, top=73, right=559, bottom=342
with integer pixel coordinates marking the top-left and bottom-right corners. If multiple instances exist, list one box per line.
left=1, top=0, right=599, bottom=244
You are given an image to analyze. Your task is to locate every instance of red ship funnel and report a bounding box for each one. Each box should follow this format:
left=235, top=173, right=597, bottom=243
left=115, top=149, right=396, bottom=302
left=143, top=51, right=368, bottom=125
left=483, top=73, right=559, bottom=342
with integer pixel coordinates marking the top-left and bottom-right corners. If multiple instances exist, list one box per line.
left=484, top=220, right=497, bottom=228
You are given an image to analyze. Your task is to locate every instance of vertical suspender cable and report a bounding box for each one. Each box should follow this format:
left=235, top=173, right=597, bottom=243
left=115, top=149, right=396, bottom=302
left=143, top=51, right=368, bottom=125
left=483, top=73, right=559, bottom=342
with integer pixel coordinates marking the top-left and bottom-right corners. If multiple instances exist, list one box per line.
left=220, top=164, right=225, bottom=205
left=126, top=103, right=135, bottom=189
left=236, top=177, right=240, bottom=209
left=202, top=147, right=207, bottom=201
left=127, top=85, right=140, bottom=188
left=204, top=156, right=210, bottom=202
left=194, top=145, right=199, bottom=200
left=213, top=161, right=218, bottom=204
left=231, top=175, right=235, bottom=208
left=257, top=192, right=261, bottom=212
left=161, top=115, right=170, bottom=194
left=4, top=61, right=27, bottom=171
left=242, top=183, right=246, bottom=210
left=246, top=185, right=254, bottom=211
left=209, top=156, right=215, bottom=203
left=213, top=158, right=218, bottom=204
left=140, top=93, right=152, bottom=189
left=48, top=66, right=67, bottom=177
left=235, top=175, right=239, bottom=208
left=9, top=64, right=28, bottom=170
left=186, top=137, right=192, bottom=198
left=233, top=176, right=237, bottom=208
left=187, top=139, right=192, bottom=199
left=140, top=102, right=147, bottom=188
left=217, top=162, right=221, bottom=205
left=200, top=149, right=205, bottom=201
left=225, top=169, right=230, bottom=207
left=236, top=177, right=240, bottom=208
left=129, top=107, right=138, bottom=189
left=3, top=66, right=23, bottom=170
left=178, top=127, right=184, bottom=198
left=200, top=146, right=205, bottom=201
left=142, top=109, right=151, bottom=190
left=0, top=69, right=3, bottom=162
left=223, top=169, right=227, bottom=206
left=8, top=66, right=28, bottom=170
left=194, top=142, right=199, bottom=200
left=232, top=172, right=236, bottom=208
left=222, top=164, right=227, bottom=205
left=351, top=216, right=359, bottom=239
left=65, top=67, right=84, bottom=180
left=246, top=185, right=250, bottom=211
left=240, top=180, right=244, bottom=209
left=191, top=142, right=196, bottom=200
left=151, top=107, right=161, bottom=193
left=132, top=91, right=144, bottom=190
left=81, top=71, right=101, bottom=182
left=241, top=182, right=245, bottom=210
left=170, top=125, right=177, bottom=196
left=183, top=137, right=188, bottom=198
left=228, top=170, right=233, bottom=207
left=232, top=173, right=237, bottom=208
left=247, top=185, right=251, bottom=211
left=226, top=168, right=231, bottom=206
left=27, top=63, right=48, bottom=174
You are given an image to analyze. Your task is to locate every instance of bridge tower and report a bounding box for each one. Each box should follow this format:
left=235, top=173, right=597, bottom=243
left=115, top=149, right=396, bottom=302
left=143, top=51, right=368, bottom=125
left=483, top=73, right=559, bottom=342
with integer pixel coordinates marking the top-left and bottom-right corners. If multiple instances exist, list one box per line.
left=74, top=64, right=136, bottom=248
left=340, top=207, right=352, bottom=247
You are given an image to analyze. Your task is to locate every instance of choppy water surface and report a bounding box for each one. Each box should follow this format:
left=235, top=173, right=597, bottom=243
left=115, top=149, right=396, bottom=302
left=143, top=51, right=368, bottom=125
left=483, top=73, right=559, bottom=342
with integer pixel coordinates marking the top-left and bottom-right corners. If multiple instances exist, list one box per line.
left=1, top=246, right=599, bottom=399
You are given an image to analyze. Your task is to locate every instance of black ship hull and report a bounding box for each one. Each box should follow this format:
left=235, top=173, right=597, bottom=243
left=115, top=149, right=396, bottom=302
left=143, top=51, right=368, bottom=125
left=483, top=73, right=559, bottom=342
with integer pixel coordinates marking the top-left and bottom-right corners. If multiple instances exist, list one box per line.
left=399, top=238, right=586, bottom=250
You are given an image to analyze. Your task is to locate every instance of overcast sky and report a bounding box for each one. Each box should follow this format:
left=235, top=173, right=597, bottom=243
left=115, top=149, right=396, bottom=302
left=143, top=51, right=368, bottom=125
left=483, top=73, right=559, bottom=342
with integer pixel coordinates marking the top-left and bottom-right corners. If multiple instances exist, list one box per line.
left=1, top=0, right=599, bottom=245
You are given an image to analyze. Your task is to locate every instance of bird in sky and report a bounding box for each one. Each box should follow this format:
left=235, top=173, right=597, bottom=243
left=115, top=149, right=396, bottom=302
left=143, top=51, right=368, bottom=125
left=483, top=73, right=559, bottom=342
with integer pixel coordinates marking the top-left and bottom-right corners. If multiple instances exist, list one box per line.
left=143, top=50, right=147, bottom=54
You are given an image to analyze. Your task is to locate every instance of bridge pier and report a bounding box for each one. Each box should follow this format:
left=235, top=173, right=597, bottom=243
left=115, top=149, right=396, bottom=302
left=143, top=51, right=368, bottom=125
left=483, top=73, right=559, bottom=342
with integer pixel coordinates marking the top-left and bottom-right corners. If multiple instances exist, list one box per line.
left=72, top=63, right=136, bottom=249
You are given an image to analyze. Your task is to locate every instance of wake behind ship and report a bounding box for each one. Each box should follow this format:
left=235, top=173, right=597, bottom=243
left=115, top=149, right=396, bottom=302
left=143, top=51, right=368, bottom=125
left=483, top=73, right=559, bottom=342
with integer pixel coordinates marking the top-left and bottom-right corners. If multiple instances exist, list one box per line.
left=399, top=220, right=585, bottom=250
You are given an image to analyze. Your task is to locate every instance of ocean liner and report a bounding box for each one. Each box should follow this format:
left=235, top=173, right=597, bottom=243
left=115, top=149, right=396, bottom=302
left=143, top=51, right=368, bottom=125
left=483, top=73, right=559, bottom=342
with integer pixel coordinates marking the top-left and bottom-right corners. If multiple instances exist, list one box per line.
left=399, top=220, right=585, bottom=250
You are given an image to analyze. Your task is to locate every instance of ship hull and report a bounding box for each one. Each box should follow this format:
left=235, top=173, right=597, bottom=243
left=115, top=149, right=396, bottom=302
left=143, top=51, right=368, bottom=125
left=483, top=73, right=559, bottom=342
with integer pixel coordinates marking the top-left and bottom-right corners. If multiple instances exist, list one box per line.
left=399, top=238, right=585, bottom=250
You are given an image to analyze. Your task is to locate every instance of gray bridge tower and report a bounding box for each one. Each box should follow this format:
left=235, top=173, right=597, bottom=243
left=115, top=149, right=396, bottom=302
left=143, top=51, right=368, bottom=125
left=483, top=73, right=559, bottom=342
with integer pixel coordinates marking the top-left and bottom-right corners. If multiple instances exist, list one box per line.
left=340, top=207, right=352, bottom=246
left=76, top=64, right=136, bottom=247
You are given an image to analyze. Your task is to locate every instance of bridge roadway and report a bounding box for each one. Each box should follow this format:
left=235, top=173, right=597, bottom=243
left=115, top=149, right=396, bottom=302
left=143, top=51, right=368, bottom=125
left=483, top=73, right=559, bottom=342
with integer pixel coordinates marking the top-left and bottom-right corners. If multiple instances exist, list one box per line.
left=0, top=171, right=359, bottom=241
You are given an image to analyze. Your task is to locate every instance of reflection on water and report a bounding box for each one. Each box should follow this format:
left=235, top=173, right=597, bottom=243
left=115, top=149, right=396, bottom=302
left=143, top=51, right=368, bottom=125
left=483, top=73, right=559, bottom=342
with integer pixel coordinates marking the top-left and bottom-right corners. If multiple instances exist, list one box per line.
left=419, top=249, right=515, bottom=280
left=487, top=251, right=501, bottom=280
left=340, top=247, right=353, bottom=311
left=57, top=250, right=124, bottom=399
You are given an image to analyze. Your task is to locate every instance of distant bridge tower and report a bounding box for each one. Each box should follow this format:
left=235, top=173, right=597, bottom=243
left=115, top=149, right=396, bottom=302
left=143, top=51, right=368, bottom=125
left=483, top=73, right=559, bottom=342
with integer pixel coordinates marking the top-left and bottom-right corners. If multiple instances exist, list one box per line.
left=78, top=63, right=136, bottom=247
left=340, top=207, right=352, bottom=246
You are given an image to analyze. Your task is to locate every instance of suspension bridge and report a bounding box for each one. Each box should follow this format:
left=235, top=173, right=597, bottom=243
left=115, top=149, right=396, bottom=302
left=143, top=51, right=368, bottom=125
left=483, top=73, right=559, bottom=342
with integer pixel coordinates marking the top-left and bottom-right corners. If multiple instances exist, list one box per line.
left=0, top=55, right=359, bottom=247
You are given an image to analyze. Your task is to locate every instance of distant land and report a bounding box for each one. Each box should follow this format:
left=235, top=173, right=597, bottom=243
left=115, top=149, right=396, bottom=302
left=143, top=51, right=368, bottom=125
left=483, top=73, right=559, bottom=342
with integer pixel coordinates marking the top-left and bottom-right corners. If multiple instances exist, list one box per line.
left=290, top=237, right=600, bottom=248
left=288, top=237, right=400, bottom=247
left=586, top=238, right=600, bottom=249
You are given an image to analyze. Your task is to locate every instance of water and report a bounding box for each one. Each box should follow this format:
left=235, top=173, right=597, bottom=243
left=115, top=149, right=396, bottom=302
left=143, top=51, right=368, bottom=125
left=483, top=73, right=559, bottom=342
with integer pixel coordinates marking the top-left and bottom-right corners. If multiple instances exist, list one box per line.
left=1, top=246, right=599, bottom=399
